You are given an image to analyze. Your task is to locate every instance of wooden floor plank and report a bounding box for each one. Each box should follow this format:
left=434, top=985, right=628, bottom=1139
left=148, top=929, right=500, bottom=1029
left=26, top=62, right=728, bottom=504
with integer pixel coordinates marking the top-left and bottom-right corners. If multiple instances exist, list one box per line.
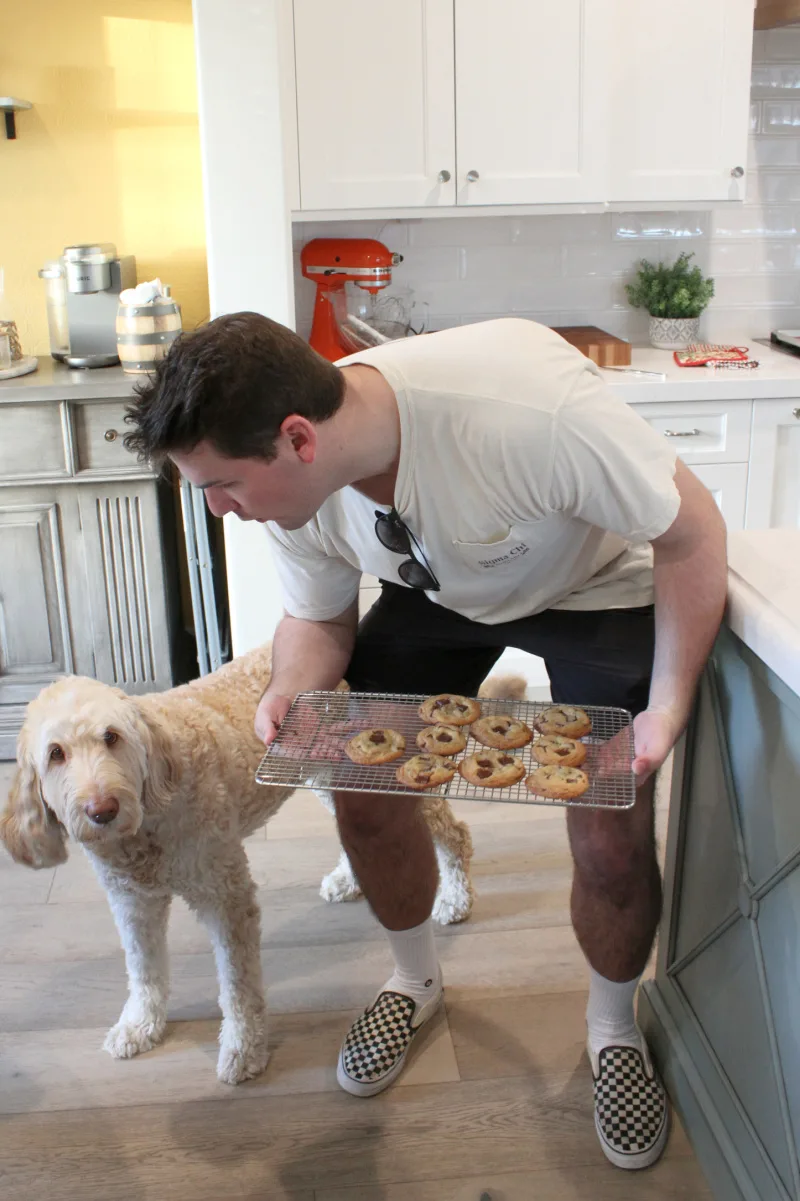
left=0, top=1074, right=695, bottom=1201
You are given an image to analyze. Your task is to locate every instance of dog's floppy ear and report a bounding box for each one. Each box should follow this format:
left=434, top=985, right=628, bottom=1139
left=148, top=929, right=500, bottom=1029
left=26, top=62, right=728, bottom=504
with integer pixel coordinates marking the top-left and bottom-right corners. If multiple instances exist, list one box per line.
left=0, top=737, right=68, bottom=869
left=135, top=703, right=182, bottom=814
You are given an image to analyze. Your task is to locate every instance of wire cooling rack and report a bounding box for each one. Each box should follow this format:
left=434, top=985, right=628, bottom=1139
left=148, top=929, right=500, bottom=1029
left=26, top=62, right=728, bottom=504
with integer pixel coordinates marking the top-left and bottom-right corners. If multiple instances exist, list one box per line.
left=255, top=691, right=635, bottom=810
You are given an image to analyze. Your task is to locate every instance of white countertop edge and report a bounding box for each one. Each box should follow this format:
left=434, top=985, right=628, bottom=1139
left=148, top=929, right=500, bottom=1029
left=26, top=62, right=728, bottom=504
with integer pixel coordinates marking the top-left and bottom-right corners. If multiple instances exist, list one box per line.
left=726, top=573, right=800, bottom=697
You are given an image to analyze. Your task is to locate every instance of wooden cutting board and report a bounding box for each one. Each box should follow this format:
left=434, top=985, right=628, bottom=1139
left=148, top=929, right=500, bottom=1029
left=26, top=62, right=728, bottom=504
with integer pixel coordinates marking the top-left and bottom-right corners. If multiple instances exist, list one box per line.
left=550, top=325, right=632, bottom=367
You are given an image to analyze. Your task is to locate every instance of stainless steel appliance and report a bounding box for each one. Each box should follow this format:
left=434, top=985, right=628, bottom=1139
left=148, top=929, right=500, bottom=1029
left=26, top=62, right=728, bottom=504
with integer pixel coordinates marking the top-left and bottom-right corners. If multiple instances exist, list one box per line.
left=39, top=243, right=136, bottom=368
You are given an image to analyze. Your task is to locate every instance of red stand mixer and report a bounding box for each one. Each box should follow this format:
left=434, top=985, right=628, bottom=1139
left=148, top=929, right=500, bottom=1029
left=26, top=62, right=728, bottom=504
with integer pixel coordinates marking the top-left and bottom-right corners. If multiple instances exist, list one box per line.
left=301, top=237, right=405, bottom=361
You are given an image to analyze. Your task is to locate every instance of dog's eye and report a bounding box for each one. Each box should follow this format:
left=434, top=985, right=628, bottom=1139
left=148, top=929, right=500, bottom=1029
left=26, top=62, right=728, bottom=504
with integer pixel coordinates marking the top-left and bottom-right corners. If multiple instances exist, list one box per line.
left=49, top=745, right=65, bottom=764
left=103, top=730, right=119, bottom=747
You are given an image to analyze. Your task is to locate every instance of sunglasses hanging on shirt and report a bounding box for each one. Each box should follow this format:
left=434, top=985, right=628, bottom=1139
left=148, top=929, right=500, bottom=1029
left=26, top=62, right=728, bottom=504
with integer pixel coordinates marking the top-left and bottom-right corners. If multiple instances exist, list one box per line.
left=374, top=508, right=441, bottom=591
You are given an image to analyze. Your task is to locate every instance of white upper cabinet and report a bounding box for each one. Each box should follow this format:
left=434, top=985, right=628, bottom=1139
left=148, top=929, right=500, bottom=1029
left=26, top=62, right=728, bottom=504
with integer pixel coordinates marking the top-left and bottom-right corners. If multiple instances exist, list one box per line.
left=289, top=0, right=756, bottom=212
left=293, top=0, right=456, bottom=210
left=454, top=0, right=610, bottom=205
left=608, top=0, right=754, bottom=203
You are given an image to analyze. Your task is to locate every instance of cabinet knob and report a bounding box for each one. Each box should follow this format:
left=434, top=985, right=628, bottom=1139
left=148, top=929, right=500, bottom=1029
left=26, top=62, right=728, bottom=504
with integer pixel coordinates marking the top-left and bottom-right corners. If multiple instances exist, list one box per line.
left=793, top=407, right=800, bottom=419
left=437, top=169, right=451, bottom=183
left=730, top=166, right=745, bottom=178
left=466, top=169, right=480, bottom=183
left=104, top=429, right=118, bottom=442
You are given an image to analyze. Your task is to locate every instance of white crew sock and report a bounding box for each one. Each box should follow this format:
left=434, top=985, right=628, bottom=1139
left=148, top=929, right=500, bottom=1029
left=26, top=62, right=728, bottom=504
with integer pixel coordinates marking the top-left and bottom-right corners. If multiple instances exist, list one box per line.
left=384, top=918, right=441, bottom=1007
left=586, top=968, right=641, bottom=1056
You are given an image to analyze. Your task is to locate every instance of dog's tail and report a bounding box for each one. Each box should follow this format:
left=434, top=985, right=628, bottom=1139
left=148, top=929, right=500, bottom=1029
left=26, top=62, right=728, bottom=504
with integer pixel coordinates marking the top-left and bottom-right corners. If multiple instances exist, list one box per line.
left=478, top=673, right=528, bottom=701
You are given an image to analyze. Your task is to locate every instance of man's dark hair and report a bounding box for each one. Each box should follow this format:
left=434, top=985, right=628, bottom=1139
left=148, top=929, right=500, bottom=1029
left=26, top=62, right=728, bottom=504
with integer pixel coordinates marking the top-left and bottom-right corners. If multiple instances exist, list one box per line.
left=123, top=311, right=345, bottom=464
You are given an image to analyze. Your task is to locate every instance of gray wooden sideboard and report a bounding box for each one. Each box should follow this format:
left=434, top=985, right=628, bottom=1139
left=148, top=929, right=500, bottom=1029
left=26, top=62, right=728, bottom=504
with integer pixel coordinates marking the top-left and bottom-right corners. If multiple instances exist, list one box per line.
left=0, top=361, right=182, bottom=758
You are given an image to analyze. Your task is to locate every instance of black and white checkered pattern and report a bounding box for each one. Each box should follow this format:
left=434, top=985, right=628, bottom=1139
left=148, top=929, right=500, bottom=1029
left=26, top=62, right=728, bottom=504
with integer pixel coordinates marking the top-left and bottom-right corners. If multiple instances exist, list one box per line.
left=341, top=990, right=418, bottom=1085
left=593, top=1044, right=667, bottom=1157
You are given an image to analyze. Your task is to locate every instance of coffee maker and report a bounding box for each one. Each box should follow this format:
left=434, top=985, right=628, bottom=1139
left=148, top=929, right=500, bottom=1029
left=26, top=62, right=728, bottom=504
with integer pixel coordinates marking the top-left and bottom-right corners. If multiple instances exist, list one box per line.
left=39, top=243, right=136, bottom=368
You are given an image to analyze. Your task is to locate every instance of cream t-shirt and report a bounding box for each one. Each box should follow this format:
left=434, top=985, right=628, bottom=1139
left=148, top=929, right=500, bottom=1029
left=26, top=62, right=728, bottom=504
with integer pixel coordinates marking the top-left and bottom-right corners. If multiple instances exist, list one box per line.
left=264, top=318, right=679, bottom=625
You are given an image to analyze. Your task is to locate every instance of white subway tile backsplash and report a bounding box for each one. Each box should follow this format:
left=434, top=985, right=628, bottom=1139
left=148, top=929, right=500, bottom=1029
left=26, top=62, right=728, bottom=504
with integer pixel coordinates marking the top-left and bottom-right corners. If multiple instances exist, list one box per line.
left=750, top=134, right=800, bottom=166
left=612, top=212, right=709, bottom=241
left=751, top=64, right=800, bottom=93
left=462, top=244, right=562, bottom=281
left=293, top=44, right=800, bottom=347
left=711, top=205, right=799, bottom=238
left=764, top=101, right=800, bottom=131
left=509, top=214, right=612, bottom=245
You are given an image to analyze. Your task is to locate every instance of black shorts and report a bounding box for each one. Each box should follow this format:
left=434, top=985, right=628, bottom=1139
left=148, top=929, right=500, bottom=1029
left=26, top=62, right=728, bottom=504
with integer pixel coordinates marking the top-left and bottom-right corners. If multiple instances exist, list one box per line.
left=345, top=581, right=655, bottom=717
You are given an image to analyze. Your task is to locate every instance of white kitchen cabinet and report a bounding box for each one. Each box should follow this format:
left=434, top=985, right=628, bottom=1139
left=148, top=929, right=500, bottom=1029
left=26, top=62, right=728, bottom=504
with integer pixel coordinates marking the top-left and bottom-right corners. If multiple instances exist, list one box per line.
left=293, top=0, right=456, bottom=210
left=746, top=399, right=800, bottom=529
left=289, top=0, right=754, bottom=213
left=609, top=0, right=754, bottom=203
left=454, top=0, right=610, bottom=205
left=690, top=462, right=748, bottom=531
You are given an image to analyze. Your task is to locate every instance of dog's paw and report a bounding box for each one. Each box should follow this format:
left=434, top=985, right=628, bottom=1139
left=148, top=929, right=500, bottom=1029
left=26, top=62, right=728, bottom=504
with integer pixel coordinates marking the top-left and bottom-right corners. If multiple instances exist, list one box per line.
left=319, top=855, right=363, bottom=904
left=432, top=878, right=474, bottom=925
left=217, top=1020, right=269, bottom=1085
left=103, top=1013, right=166, bottom=1059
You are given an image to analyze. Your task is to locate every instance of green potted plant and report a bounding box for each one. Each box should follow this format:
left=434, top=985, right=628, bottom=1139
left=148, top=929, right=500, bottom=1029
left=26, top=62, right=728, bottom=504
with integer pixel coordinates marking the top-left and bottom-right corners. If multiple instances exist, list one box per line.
left=625, top=252, right=715, bottom=350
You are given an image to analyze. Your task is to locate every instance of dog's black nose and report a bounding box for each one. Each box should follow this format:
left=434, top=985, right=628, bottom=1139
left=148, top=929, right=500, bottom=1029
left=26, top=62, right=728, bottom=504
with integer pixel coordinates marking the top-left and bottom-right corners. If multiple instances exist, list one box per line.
left=84, top=797, right=119, bottom=825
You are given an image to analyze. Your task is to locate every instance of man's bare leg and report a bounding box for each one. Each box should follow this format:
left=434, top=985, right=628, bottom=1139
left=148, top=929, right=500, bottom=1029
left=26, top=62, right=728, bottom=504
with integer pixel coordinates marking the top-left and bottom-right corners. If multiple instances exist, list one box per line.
left=566, top=775, right=661, bottom=981
left=333, top=790, right=443, bottom=1097
left=334, top=791, right=438, bottom=929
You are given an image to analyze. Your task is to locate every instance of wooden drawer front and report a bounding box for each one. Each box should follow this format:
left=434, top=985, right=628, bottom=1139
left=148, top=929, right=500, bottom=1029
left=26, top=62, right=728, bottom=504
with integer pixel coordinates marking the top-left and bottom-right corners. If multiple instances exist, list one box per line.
left=630, top=400, right=752, bottom=463
left=73, top=401, right=136, bottom=473
left=0, top=404, right=68, bottom=479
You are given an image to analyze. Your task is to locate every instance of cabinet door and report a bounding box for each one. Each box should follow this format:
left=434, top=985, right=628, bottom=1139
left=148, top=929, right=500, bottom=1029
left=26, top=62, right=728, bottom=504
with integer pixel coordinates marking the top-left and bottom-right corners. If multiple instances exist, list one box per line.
left=746, top=399, right=800, bottom=529
left=0, top=487, right=95, bottom=756
left=609, top=0, right=753, bottom=203
left=77, top=483, right=174, bottom=695
left=690, top=462, right=748, bottom=531
left=293, top=0, right=456, bottom=209
left=454, top=0, right=610, bottom=205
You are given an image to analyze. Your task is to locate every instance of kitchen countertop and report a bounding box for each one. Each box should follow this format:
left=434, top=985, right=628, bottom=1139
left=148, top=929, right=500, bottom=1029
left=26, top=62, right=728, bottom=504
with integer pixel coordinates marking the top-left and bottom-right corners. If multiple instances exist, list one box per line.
left=599, top=340, right=800, bottom=403
left=0, top=358, right=137, bottom=403
left=727, top=529, right=800, bottom=695
left=5, top=339, right=800, bottom=406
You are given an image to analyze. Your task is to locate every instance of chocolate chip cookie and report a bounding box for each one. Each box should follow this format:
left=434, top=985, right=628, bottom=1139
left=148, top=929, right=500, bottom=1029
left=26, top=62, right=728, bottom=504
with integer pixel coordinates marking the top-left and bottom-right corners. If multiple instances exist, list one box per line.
left=470, top=714, right=533, bottom=750
left=396, top=754, right=457, bottom=791
left=345, top=728, right=406, bottom=765
left=534, top=705, right=592, bottom=738
left=532, top=734, right=587, bottom=768
left=416, top=723, right=467, bottom=756
left=526, top=763, right=590, bottom=800
left=458, top=749, right=526, bottom=789
left=418, top=693, right=481, bottom=726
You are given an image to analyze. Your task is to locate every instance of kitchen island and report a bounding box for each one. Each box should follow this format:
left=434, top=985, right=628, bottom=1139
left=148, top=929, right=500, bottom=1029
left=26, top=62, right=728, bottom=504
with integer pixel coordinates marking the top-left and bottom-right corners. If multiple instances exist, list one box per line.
left=640, top=529, right=800, bottom=1201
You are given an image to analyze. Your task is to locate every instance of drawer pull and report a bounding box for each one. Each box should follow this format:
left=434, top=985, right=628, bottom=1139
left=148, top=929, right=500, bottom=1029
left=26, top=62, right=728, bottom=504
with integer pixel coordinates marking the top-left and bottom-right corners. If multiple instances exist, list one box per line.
left=663, top=428, right=701, bottom=438
left=104, top=429, right=118, bottom=442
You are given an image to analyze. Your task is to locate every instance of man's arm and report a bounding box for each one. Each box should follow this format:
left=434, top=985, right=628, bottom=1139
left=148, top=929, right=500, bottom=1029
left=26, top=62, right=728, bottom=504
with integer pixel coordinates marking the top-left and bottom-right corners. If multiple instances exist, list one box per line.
left=633, top=459, right=727, bottom=780
left=255, top=602, right=359, bottom=744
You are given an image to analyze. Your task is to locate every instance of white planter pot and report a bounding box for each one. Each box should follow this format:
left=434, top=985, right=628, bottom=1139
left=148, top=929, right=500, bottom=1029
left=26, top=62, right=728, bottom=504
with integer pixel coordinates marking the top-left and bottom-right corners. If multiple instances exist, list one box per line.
left=648, top=316, right=701, bottom=351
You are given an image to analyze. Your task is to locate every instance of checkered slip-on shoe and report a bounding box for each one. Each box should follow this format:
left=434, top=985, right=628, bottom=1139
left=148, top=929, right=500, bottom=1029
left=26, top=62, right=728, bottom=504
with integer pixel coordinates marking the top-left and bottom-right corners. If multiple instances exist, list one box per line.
left=590, top=1037, right=670, bottom=1170
left=337, top=978, right=443, bottom=1098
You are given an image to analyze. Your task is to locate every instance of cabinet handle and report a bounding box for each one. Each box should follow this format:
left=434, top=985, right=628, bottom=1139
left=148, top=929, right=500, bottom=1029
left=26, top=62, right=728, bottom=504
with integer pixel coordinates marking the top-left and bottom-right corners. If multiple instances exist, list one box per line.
left=466, top=169, right=480, bottom=183
left=437, top=169, right=451, bottom=183
left=663, top=428, right=701, bottom=438
left=104, top=429, right=118, bottom=442
left=730, top=166, right=745, bottom=178
left=793, top=407, right=800, bottom=419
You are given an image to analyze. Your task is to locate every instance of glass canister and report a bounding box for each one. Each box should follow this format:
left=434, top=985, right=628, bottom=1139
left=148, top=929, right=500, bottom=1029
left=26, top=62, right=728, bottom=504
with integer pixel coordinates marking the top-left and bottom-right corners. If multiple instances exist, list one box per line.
left=38, top=260, right=70, bottom=361
left=116, top=287, right=182, bottom=374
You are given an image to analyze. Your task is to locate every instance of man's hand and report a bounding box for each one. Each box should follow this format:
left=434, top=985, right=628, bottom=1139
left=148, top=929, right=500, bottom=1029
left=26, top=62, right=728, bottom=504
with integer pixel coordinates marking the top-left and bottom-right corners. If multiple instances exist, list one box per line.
left=255, top=692, right=294, bottom=745
left=632, top=706, right=682, bottom=784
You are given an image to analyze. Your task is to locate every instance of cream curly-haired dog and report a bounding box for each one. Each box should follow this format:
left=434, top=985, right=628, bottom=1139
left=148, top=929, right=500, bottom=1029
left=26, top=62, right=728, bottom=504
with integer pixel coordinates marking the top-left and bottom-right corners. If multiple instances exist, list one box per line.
left=0, top=647, right=480, bottom=1084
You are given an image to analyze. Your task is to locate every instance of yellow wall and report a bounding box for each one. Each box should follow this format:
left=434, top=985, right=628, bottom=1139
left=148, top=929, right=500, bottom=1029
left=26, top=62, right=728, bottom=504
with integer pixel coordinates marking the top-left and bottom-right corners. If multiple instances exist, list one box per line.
left=0, top=0, right=208, bottom=357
